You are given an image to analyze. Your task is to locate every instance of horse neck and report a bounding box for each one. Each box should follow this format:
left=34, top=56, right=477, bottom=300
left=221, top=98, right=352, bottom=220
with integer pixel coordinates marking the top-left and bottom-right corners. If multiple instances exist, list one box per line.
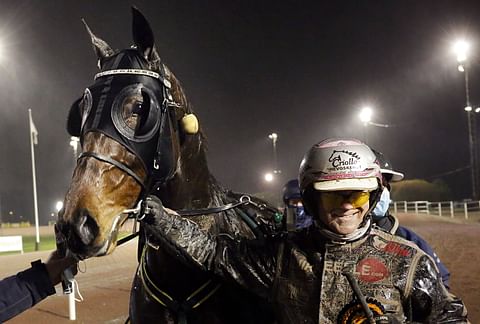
left=157, top=135, right=227, bottom=211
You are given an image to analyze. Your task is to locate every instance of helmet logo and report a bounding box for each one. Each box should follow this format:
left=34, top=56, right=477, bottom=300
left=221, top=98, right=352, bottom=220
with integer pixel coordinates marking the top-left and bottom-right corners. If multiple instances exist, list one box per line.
left=328, top=150, right=361, bottom=170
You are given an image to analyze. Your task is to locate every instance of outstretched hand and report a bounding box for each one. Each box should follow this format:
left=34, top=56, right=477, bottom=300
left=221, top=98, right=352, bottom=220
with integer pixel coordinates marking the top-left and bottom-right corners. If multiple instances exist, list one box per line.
left=45, top=251, right=78, bottom=286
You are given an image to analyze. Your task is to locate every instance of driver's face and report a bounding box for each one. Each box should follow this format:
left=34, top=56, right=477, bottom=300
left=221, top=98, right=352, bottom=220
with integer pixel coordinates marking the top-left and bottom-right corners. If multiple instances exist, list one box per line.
left=315, top=190, right=370, bottom=235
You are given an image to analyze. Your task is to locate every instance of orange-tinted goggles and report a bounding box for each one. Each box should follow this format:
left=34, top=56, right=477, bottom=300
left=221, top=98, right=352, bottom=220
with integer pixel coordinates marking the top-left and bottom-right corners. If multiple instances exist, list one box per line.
left=320, top=191, right=370, bottom=210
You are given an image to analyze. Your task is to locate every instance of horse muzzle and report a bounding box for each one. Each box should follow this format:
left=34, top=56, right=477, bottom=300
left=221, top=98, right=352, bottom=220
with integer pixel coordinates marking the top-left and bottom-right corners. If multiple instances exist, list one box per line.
left=57, top=208, right=101, bottom=259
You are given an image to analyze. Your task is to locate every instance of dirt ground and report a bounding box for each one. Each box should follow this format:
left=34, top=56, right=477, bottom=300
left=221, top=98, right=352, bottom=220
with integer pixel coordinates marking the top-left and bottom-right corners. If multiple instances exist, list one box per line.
left=1, top=214, right=479, bottom=323
left=396, top=213, right=480, bottom=323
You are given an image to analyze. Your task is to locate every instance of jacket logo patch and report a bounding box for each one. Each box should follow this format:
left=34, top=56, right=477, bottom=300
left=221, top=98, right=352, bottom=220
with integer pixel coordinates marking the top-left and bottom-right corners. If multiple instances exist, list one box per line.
left=356, top=258, right=389, bottom=283
left=383, top=242, right=411, bottom=257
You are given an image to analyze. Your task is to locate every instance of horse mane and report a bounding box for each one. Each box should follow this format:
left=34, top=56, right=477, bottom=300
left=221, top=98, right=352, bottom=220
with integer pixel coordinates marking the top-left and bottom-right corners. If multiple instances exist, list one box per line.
left=155, top=63, right=233, bottom=212
left=156, top=63, right=276, bottom=229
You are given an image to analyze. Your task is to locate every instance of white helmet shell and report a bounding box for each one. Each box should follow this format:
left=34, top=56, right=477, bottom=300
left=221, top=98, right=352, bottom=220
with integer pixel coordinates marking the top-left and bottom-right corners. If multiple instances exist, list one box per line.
left=299, top=138, right=381, bottom=192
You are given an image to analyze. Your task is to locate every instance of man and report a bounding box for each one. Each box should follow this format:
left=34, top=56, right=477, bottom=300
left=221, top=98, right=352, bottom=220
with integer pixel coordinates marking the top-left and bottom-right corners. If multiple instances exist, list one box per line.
left=0, top=250, right=77, bottom=322
left=141, top=138, right=468, bottom=323
left=282, top=149, right=451, bottom=289
left=371, top=149, right=451, bottom=288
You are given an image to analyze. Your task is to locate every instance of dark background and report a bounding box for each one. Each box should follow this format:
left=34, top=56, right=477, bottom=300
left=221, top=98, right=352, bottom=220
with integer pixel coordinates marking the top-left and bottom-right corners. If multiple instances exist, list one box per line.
left=0, top=0, right=479, bottom=224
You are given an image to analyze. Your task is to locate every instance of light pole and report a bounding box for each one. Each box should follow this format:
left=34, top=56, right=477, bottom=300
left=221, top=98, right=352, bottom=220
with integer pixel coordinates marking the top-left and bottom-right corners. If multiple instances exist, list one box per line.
left=268, top=133, right=280, bottom=175
left=358, top=106, right=391, bottom=144
left=358, top=106, right=373, bottom=143
left=264, top=172, right=274, bottom=183
left=453, top=39, right=479, bottom=199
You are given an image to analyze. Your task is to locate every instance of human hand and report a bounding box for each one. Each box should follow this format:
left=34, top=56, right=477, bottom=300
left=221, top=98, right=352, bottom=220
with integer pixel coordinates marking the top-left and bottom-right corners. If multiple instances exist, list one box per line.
left=141, top=195, right=166, bottom=224
left=44, top=250, right=78, bottom=286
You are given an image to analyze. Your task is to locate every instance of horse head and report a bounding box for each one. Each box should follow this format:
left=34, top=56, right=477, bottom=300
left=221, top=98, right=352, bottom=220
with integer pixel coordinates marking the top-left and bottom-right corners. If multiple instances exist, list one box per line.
left=58, top=8, right=202, bottom=259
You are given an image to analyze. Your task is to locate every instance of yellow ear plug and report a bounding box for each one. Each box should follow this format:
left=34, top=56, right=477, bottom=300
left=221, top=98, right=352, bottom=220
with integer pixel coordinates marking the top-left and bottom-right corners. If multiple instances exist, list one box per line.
left=181, top=113, right=199, bottom=134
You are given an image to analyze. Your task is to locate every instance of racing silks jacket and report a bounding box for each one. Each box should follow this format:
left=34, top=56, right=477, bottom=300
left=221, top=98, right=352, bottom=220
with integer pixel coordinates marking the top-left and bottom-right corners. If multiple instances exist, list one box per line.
left=273, top=227, right=467, bottom=323
left=374, top=212, right=451, bottom=289
left=143, top=204, right=469, bottom=324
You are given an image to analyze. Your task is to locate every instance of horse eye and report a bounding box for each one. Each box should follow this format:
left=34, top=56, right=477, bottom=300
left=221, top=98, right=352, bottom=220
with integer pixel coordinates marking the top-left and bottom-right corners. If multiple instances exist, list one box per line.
left=134, top=90, right=152, bottom=133
left=122, top=95, right=144, bottom=130
left=111, top=84, right=158, bottom=141
left=132, top=102, right=143, bottom=114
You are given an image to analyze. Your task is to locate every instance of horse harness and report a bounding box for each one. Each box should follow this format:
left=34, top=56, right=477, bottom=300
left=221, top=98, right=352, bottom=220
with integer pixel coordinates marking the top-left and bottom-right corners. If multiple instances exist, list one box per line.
left=120, top=195, right=281, bottom=324
left=66, top=49, right=281, bottom=323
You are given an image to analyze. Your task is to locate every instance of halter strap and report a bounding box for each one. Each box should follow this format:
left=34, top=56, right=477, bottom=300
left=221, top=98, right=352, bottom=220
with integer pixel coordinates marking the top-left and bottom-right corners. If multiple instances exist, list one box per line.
left=94, top=68, right=172, bottom=88
left=78, top=151, right=146, bottom=190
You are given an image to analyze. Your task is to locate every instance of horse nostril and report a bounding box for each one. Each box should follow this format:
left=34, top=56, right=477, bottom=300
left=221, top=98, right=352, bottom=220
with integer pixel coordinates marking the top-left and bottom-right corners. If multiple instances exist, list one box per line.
left=75, top=209, right=99, bottom=246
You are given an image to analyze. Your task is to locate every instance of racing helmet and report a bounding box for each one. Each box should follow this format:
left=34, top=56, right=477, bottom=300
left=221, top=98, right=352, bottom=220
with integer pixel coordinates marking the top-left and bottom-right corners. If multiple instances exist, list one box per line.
left=299, top=138, right=382, bottom=216
left=371, top=149, right=404, bottom=183
left=282, top=179, right=301, bottom=203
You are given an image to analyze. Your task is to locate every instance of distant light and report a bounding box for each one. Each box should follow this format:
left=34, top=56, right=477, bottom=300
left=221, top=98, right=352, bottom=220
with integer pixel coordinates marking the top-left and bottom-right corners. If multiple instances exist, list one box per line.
left=55, top=201, right=64, bottom=212
left=457, top=64, right=465, bottom=72
left=268, top=133, right=278, bottom=141
left=475, top=107, right=480, bottom=113
left=358, top=106, right=373, bottom=123
left=264, top=172, right=274, bottom=182
left=453, top=40, right=470, bottom=63
left=70, top=136, right=80, bottom=148
left=464, top=106, right=472, bottom=112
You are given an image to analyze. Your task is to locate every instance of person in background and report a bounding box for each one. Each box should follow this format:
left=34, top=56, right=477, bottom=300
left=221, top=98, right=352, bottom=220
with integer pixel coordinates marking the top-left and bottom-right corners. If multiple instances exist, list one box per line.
left=371, top=149, right=451, bottom=289
left=0, top=250, right=77, bottom=322
left=282, top=179, right=313, bottom=231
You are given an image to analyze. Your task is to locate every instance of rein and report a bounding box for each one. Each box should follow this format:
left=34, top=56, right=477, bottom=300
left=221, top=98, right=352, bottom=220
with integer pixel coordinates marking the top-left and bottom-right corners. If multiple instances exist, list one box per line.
left=116, top=194, right=279, bottom=324
left=117, top=195, right=274, bottom=247
left=74, top=65, right=279, bottom=323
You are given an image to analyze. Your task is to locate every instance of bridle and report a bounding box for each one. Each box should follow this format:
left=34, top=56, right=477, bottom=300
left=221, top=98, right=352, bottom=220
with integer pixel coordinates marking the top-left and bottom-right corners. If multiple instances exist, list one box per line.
left=78, top=150, right=147, bottom=190
left=72, top=61, right=283, bottom=324
left=76, top=64, right=181, bottom=198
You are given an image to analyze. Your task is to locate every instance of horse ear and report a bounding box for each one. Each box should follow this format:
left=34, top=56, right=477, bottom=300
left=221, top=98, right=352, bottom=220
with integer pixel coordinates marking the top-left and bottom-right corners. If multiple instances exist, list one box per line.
left=131, top=6, right=155, bottom=61
left=82, top=19, right=114, bottom=64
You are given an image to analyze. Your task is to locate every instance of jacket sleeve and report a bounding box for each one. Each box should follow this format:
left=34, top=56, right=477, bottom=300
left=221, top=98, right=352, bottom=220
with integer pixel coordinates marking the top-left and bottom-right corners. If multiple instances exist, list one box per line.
left=143, top=205, right=277, bottom=298
left=0, top=261, right=56, bottom=322
left=408, top=254, right=468, bottom=323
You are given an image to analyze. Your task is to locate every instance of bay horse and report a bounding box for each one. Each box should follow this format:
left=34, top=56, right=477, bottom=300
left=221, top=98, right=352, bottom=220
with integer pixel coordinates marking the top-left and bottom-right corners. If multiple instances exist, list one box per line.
left=57, top=7, right=279, bottom=324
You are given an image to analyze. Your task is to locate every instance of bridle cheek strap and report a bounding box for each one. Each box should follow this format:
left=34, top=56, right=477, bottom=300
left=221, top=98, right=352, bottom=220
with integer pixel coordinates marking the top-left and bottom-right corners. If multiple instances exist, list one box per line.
left=78, top=151, right=146, bottom=191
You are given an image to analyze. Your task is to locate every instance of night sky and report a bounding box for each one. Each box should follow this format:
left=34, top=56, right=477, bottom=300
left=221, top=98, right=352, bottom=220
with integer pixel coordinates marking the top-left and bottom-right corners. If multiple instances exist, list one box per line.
left=0, top=0, right=479, bottom=224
